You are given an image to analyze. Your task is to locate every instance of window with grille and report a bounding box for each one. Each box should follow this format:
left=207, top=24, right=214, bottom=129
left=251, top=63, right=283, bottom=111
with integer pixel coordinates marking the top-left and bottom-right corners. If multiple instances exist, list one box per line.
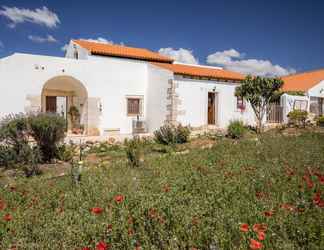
left=127, top=97, right=142, bottom=116
left=293, top=100, right=308, bottom=111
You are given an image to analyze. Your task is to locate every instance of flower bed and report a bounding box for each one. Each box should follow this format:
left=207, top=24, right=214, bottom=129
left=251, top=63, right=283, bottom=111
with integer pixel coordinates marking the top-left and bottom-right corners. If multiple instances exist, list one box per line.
left=0, top=132, right=323, bottom=249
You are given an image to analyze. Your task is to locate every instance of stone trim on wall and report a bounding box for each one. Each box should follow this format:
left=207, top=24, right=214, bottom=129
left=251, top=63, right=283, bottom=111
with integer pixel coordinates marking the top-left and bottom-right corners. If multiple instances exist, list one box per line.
left=165, top=80, right=185, bottom=125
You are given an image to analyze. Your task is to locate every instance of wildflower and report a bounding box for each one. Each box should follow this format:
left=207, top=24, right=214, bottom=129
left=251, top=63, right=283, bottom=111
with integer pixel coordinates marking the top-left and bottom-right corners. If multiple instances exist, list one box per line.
left=303, top=174, right=314, bottom=189
left=148, top=208, right=158, bottom=219
left=316, top=174, right=324, bottom=185
left=313, top=192, right=324, bottom=207
left=240, top=223, right=249, bottom=232
left=257, top=231, right=266, bottom=241
left=96, top=241, right=109, bottom=250
left=249, top=239, right=263, bottom=249
left=280, top=203, right=295, bottom=211
left=3, top=213, right=12, bottom=221
left=163, top=185, right=170, bottom=193
left=264, top=210, right=274, bottom=217
left=252, top=223, right=267, bottom=233
left=128, top=228, right=134, bottom=236
left=91, top=207, right=104, bottom=215
left=0, top=200, right=6, bottom=210
left=114, top=195, right=124, bottom=204
left=107, top=224, right=113, bottom=232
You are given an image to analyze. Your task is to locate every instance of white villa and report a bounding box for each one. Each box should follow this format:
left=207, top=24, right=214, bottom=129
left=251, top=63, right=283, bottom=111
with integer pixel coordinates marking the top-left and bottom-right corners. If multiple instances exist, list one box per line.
left=0, top=40, right=323, bottom=138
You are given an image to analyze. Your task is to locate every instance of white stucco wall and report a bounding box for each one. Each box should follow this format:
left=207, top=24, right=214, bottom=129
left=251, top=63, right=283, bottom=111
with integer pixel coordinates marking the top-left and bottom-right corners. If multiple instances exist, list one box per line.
left=0, top=53, right=149, bottom=135
left=174, top=76, right=256, bottom=129
left=280, top=94, right=310, bottom=123
left=146, top=64, right=173, bottom=133
left=308, top=80, right=324, bottom=98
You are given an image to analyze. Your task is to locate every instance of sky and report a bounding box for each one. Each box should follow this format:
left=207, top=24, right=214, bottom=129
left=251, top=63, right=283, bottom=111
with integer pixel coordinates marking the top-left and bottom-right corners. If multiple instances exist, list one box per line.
left=0, top=0, right=323, bottom=76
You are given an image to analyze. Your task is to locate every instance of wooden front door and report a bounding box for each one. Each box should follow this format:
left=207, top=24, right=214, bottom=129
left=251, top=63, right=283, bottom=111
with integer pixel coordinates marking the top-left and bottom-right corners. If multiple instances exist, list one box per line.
left=208, top=92, right=216, bottom=125
left=46, top=96, right=57, bottom=113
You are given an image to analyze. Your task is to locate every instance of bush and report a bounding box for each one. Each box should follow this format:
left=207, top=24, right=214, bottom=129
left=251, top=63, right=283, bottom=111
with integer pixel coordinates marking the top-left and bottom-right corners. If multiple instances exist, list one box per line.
left=227, top=120, right=245, bottom=139
left=287, top=110, right=308, bottom=128
left=0, top=145, right=16, bottom=168
left=154, top=124, right=190, bottom=145
left=0, top=113, right=29, bottom=155
left=29, top=113, right=66, bottom=162
left=124, top=136, right=145, bottom=167
left=316, top=116, right=324, bottom=127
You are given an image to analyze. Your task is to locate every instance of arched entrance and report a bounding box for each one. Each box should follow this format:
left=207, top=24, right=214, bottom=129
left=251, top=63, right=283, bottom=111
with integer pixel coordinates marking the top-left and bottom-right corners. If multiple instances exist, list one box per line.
left=41, top=76, right=88, bottom=135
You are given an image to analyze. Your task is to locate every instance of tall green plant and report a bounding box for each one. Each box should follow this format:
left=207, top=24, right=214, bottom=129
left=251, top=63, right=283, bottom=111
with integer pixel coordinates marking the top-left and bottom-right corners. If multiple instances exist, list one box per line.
left=235, top=76, right=283, bottom=133
left=29, top=113, right=66, bottom=162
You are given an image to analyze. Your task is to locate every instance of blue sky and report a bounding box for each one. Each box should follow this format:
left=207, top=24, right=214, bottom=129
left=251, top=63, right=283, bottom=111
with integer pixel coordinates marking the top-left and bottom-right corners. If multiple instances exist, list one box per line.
left=0, top=0, right=323, bottom=76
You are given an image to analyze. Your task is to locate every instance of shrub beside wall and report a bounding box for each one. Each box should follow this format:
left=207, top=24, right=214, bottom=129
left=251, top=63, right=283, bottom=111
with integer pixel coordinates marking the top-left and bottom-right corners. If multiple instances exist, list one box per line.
left=287, top=110, right=308, bottom=128
left=154, top=124, right=190, bottom=145
left=227, top=120, right=246, bottom=139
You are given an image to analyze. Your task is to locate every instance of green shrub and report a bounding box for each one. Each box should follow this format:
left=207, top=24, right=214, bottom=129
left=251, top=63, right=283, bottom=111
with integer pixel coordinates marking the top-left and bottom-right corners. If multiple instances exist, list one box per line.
left=287, top=110, right=308, bottom=128
left=154, top=124, right=190, bottom=145
left=227, top=120, right=245, bottom=139
left=0, top=145, right=16, bottom=168
left=57, top=143, right=76, bottom=162
left=0, top=113, right=29, bottom=155
left=29, top=113, right=66, bottom=162
left=124, top=136, right=145, bottom=167
left=316, top=116, right=324, bottom=127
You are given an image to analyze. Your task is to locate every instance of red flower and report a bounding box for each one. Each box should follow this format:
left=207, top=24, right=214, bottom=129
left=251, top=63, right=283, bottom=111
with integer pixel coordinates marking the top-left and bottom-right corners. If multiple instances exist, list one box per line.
left=249, top=239, right=263, bottom=249
left=128, top=228, right=134, bottom=236
left=114, top=195, right=124, bottom=204
left=264, top=210, right=274, bottom=217
left=0, top=200, right=6, bottom=211
left=91, top=207, right=104, bottom=215
left=96, top=241, right=109, bottom=250
left=252, top=224, right=267, bottom=233
left=316, top=174, right=324, bottom=185
left=163, top=185, right=170, bottom=193
left=257, top=231, right=266, bottom=241
left=313, top=192, right=324, bottom=207
left=280, top=203, right=295, bottom=211
left=3, top=213, right=12, bottom=221
left=240, top=223, right=249, bottom=232
left=303, top=175, right=314, bottom=189
left=107, top=224, right=113, bottom=232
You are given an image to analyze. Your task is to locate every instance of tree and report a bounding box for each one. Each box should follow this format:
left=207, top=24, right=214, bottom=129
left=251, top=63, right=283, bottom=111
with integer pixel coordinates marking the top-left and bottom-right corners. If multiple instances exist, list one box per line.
left=235, top=75, right=283, bottom=133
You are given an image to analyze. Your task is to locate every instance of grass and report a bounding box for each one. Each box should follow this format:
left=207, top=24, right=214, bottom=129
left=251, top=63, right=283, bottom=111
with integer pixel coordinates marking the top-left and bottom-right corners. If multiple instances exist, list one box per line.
left=0, top=132, right=324, bottom=249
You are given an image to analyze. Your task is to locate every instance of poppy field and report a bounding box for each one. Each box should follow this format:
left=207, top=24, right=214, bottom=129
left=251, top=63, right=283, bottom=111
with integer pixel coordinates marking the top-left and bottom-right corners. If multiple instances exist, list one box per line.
left=0, top=132, right=324, bottom=249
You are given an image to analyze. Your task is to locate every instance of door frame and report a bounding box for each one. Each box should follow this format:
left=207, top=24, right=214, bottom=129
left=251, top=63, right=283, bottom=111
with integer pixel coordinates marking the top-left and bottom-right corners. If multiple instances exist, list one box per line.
left=207, top=92, right=218, bottom=125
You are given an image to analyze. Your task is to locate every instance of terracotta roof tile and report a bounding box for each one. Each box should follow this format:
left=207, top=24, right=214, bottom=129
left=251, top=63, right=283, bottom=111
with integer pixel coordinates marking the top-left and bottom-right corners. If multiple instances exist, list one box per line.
left=152, top=62, right=245, bottom=81
left=73, top=40, right=173, bottom=63
left=282, top=69, right=324, bottom=91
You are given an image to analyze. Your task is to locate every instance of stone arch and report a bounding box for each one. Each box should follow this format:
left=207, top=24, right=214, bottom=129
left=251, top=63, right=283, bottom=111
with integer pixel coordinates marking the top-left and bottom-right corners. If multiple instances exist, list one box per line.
left=41, top=75, right=88, bottom=134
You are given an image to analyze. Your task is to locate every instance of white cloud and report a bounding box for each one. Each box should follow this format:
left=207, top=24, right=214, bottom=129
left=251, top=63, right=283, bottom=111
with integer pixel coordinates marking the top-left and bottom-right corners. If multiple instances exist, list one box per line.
left=61, top=37, right=123, bottom=52
left=159, top=48, right=199, bottom=64
left=207, top=49, right=295, bottom=77
left=0, top=6, right=60, bottom=28
left=28, top=34, right=57, bottom=43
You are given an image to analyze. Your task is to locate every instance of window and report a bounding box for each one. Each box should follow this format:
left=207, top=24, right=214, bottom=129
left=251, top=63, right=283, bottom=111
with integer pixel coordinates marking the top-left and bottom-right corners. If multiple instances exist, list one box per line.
left=236, top=96, right=246, bottom=111
left=293, top=100, right=308, bottom=111
left=127, top=97, right=142, bottom=116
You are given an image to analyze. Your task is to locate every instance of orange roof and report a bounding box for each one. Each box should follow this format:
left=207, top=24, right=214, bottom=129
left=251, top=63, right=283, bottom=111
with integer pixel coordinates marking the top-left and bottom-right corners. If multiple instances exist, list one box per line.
left=282, top=69, right=324, bottom=91
left=73, top=40, right=173, bottom=63
left=152, top=62, right=245, bottom=81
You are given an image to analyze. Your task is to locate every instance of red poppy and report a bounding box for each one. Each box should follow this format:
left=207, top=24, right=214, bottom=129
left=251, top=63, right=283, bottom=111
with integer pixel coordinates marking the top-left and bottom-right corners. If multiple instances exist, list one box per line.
left=91, top=207, right=104, bottom=215
left=280, top=203, right=295, bottom=212
left=114, top=195, right=124, bottom=204
left=249, top=239, right=263, bottom=249
left=264, top=210, right=274, bottom=217
left=240, top=223, right=249, bottom=232
left=316, top=174, right=324, bottom=185
left=257, top=231, right=266, bottom=241
left=0, top=200, right=6, bottom=211
left=313, top=192, right=324, bottom=207
left=163, top=185, right=170, bottom=193
left=252, top=224, right=267, bottom=233
left=3, top=213, right=12, bottom=221
left=96, top=241, right=109, bottom=250
left=128, top=228, right=134, bottom=236
left=303, top=175, right=314, bottom=189
left=107, top=224, right=113, bottom=232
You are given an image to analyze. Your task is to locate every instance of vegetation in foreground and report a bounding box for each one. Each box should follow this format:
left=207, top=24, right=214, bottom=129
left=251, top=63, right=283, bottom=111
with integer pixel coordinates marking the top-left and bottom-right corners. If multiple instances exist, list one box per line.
left=0, top=132, right=324, bottom=249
